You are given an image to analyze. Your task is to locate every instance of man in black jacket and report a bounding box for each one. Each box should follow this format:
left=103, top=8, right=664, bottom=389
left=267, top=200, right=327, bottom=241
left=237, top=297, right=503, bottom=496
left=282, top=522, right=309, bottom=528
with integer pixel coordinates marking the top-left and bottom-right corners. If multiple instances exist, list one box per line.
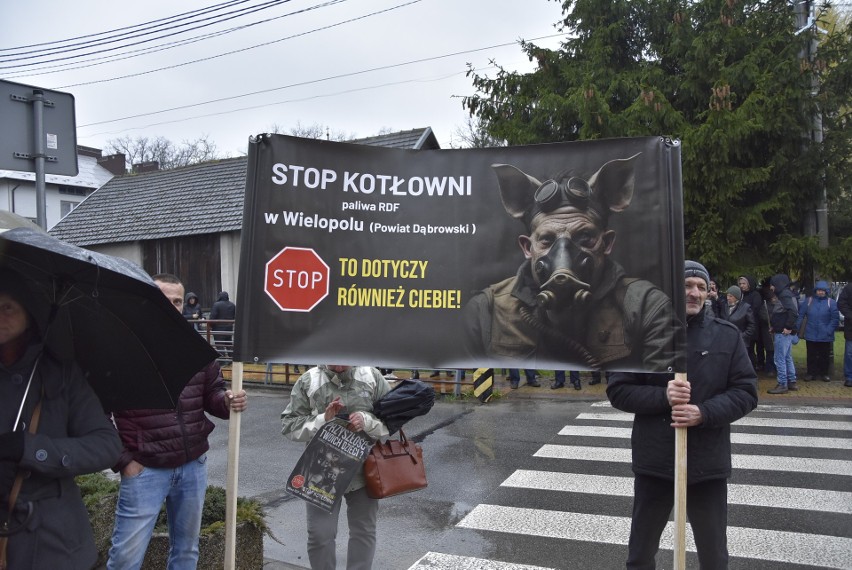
left=737, top=275, right=765, bottom=369
left=767, top=274, right=799, bottom=394
left=210, top=291, right=236, bottom=357
left=607, top=260, right=758, bottom=569
left=838, top=282, right=852, bottom=387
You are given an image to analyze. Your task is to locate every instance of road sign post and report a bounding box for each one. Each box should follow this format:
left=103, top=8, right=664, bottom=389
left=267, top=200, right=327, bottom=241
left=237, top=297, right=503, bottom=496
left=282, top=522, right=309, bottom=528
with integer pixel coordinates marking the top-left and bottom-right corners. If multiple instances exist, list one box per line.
left=0, top=80, right=78, bottom=229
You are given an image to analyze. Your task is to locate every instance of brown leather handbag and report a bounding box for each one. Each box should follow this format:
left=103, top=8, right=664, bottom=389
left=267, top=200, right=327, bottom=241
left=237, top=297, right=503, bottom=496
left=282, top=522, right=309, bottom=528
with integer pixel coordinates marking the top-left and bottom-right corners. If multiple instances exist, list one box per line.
left=363, top=429, right=427, bottom=499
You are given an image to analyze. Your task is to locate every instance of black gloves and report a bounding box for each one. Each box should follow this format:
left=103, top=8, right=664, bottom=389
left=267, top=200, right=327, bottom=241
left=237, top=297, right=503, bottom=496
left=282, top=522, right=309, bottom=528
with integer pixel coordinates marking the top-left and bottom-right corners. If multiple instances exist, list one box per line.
left=0, top=430, right=24, bottom=462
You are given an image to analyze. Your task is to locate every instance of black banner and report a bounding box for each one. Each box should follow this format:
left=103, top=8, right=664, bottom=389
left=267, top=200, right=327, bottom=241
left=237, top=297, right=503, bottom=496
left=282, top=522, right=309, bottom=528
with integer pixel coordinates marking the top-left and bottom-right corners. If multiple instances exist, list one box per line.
left=235, top=135, right=686, bottom=372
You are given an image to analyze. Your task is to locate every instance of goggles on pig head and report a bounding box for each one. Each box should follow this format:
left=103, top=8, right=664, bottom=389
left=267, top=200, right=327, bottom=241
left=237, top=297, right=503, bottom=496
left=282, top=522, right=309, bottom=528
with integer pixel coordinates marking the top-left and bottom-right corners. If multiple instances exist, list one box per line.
left=525, top=176, right=607, bottom=228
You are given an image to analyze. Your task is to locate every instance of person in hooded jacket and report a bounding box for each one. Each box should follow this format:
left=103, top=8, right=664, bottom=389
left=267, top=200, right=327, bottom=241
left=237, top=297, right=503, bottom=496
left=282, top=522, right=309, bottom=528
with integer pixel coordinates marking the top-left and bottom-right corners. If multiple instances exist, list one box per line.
left=795, top=281, right=839, bottom=382
left=724, top=285, right=757, bottom=355
left=607, top=261, right=758, bottom=570
left=737, top=275, right=766, bottom=369
left=767, top=274, right=799, bottom=394
left=706, top=279, right=726, bottom=319
left=182, top=292, right=202, bottom=320
left=209, top=291, right=236, bottom=356
left=183, top=291, right=203, bottom=333
left=0, top=268, right=122, bottom=569
left=281, top=365, right=391, bottom=570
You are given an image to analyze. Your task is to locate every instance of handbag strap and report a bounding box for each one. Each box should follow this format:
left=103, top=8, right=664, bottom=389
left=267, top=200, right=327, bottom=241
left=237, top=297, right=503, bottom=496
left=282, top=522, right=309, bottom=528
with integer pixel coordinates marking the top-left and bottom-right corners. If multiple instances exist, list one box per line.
left=377, top=427, right=407, bottom=452
left=0, top=391, right=44, bottom=569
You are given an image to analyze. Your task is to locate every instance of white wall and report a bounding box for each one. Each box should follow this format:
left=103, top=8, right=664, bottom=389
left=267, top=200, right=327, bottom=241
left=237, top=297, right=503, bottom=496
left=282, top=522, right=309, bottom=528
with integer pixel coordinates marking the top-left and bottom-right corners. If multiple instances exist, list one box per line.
left=220, top=231, right=241, bottom=303
left=87, top=242, right=144, bottom=268
left=0, top=179, right=86, bottom=230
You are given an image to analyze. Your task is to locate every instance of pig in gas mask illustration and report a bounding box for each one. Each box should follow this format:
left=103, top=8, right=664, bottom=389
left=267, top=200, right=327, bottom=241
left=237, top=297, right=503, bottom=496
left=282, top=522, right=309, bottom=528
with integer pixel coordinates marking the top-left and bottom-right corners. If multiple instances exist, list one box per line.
left=463, top=153, right=677, bottom=372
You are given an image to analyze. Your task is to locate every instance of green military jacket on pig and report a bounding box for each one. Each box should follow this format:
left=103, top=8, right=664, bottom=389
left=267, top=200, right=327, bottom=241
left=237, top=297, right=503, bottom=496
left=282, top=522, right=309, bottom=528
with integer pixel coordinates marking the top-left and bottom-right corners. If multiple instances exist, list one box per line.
left=281, top=366, right=391, bottom=492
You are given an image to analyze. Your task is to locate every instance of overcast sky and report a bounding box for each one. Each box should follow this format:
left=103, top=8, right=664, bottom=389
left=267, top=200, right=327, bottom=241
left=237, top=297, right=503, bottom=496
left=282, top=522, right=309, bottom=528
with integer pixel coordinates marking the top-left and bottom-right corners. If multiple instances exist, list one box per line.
left=1, top=0, right=566, bottom=157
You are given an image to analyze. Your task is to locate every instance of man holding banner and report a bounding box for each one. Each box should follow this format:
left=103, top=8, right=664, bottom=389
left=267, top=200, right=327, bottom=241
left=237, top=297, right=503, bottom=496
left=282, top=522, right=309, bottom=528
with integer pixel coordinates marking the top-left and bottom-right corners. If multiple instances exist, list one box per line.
left=281, top=365, right=390, bottom=570
left=607, top=260, right=758, bottom=569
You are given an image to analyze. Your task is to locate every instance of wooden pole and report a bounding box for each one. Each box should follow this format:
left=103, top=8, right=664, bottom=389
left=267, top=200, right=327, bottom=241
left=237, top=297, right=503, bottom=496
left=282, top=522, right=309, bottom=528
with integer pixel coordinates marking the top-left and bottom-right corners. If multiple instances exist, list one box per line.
left=224, top=362, right=243, bottom=570
left=673, top=371, right=688, bottom=570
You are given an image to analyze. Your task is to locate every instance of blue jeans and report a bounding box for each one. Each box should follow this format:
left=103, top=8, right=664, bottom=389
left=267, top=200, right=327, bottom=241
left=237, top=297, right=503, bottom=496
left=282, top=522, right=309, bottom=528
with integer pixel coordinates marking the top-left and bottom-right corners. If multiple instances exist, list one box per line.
left=845, top=339, right=852, bottom=381
left=107, top=455, right=208, bottom=570
left=507, top=369, right=536, bottom=384
left=773, top=333, right=797, bottom=386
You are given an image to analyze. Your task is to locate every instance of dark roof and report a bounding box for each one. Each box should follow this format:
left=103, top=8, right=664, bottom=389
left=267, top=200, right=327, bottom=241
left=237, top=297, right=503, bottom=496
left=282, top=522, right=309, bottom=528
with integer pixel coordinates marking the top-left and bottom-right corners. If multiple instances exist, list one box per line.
left=49, top=128, right=438, bottom=246
left=349, top=127, right=440, bottom=150
left=50, top=157, right=247, bottom=246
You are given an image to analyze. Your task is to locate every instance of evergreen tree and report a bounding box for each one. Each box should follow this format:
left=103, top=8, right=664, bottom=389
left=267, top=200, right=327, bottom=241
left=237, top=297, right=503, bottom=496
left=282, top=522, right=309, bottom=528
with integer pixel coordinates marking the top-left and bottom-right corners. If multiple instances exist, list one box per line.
left=465, top=0, right=852, bottom=280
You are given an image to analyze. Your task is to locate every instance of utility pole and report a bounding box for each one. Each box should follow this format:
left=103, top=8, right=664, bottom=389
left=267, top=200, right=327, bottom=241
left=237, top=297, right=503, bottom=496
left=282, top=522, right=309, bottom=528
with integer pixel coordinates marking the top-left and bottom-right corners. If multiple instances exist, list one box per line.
left=797, top=0, right=829, bottom=250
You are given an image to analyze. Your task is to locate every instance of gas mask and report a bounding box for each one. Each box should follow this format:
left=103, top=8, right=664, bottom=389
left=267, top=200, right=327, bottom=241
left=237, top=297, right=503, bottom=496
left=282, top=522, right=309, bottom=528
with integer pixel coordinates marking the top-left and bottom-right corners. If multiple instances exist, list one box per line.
left=532, top=235, right=600, bottom=311
left=529, top=177, right=607, bottom=311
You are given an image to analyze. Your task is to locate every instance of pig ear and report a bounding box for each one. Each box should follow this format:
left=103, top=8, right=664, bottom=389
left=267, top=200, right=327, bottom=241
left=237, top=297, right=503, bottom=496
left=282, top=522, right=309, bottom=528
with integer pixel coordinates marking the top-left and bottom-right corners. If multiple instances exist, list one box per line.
left=492, top=164, right=541, bottom=220
left=587, top=153, right=641, bottom=213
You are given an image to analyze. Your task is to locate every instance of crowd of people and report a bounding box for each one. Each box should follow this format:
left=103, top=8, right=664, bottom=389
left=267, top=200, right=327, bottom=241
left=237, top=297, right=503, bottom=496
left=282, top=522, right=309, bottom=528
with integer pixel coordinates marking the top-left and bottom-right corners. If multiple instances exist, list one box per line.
left=181, top=290, right=237, bottom=357
left=705, top=272, right=845, bottom=393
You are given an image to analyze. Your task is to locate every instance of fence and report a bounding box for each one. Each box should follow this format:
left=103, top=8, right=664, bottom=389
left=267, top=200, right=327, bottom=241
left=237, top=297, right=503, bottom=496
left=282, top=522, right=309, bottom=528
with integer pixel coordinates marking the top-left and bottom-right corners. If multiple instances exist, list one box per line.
left=187, top=318, right=477, bottom=393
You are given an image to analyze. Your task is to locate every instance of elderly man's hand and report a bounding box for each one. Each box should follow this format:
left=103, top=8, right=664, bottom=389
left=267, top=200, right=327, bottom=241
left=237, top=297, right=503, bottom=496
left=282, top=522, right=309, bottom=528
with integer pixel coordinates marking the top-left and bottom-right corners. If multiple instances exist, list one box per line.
left=226, top=389, right=247, bottom=412
left=671, top=404, right=703, bottom=428
left=348, top=412, right=365, bottom=432
left=323, top=397, right=344, bottom=421
left=666, top=378, right=691, bottom=406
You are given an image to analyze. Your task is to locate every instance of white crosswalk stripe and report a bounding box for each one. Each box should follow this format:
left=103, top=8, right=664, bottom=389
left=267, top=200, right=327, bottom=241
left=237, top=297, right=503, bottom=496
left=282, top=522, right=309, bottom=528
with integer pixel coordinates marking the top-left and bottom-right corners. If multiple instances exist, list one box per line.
left=590, top=401, right=852, bottom=416
left=457, top=504, right=852, bottom=570
left=578, top=412, right=852, bottom=431
left=408, top=552, right=554, bottom=570
left=502, top=470, right=852, bottom=514
left=534, top=444, right=852, bottom=476
left=411, top=401, right=852, bottom=570
left=558, top=424, right=852, bottom=449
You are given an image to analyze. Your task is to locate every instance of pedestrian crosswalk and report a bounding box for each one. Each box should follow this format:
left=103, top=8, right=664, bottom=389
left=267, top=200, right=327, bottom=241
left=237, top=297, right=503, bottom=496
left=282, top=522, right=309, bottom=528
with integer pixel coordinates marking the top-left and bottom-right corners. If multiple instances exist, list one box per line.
left=407, top=402, right=852, bottom=570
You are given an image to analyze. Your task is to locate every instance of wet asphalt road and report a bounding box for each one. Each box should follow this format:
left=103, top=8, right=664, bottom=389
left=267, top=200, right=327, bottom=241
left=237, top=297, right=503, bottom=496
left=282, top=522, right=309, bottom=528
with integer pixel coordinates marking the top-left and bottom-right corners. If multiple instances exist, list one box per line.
left=205, top=381, right=852, bottom=569
left=206, top=386, right=609, bottom=569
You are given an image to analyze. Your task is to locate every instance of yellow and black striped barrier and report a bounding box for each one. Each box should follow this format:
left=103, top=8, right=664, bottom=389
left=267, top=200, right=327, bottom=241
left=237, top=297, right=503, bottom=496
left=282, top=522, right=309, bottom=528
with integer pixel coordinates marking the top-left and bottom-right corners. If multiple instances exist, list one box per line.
left=472, top=367, right=494, bottom=403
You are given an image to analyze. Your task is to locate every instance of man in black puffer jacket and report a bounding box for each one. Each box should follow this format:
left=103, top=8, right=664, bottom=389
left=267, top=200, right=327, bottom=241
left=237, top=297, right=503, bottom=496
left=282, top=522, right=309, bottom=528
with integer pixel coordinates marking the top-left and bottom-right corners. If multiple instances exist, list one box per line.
left=107, top=274, right=248, bottom=570
left=607, top=260, right=757, bottom=569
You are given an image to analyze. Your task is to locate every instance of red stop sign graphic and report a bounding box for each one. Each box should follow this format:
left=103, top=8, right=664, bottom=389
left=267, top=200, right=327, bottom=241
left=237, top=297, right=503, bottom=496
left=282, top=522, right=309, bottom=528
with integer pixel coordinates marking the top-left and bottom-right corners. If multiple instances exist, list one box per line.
left=265, top=247, right=330, bottom=312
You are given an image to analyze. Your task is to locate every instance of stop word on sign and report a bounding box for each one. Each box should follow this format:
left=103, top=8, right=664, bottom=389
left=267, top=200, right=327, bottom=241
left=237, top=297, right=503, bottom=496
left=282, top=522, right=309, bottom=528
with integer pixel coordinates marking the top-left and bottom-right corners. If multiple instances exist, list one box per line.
left=264, top=247, right=330, bottom=312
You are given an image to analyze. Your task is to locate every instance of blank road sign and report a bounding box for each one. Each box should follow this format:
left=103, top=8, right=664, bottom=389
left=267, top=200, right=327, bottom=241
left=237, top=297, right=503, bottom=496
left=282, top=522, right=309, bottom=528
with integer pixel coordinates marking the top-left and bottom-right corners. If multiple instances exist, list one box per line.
left=0, top=79, right=78, bottom=176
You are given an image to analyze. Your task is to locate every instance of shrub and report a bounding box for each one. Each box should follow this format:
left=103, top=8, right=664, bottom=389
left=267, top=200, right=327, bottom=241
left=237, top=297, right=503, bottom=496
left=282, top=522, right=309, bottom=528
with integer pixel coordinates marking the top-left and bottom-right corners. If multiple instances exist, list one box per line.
left=75, top=472, right=266, bottom=536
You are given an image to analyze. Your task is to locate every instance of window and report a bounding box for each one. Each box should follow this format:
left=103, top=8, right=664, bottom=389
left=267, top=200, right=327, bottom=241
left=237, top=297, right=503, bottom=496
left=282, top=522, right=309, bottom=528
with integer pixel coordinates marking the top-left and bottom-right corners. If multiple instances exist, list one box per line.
left=60, top=200, right=79, bottom=217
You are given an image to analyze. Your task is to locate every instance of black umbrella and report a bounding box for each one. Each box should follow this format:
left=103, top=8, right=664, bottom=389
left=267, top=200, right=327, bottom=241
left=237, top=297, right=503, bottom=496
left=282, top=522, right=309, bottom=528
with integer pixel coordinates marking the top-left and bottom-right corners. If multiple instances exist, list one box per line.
left=372, top=379, right=435, bottom=434
left=0, top=227, right=220, bottom=411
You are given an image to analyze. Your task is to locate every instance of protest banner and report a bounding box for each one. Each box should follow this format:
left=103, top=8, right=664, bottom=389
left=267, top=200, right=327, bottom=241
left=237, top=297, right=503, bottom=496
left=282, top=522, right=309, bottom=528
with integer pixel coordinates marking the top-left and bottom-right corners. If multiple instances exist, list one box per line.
left=234, top=134, right=686, bottom=372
